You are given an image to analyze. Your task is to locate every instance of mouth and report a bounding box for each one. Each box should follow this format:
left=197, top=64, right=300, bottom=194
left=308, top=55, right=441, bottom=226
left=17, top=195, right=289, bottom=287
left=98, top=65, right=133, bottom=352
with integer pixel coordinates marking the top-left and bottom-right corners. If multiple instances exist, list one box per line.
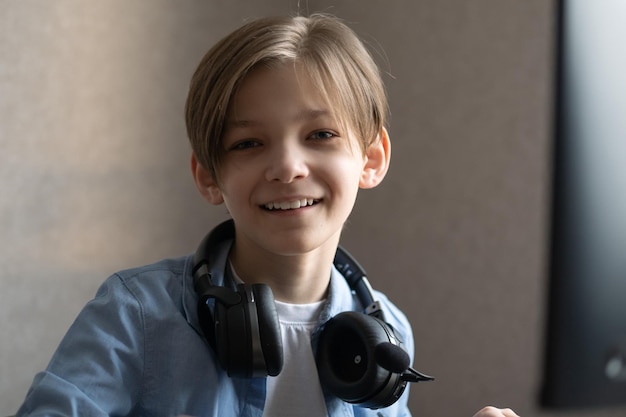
left=262, top=198, right=320, bottom=211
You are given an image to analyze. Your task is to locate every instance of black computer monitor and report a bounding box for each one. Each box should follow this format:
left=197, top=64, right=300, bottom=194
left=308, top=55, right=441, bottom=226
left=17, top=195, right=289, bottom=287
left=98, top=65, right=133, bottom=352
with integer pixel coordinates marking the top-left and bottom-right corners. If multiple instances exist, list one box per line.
left=541, top=0, right=626, bottom=409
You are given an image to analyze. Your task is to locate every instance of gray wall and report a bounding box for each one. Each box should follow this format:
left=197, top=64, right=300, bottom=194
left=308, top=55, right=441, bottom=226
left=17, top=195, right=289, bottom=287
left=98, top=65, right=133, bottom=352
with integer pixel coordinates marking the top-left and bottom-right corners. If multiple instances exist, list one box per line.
left=1, top=1, right=624, bottom=416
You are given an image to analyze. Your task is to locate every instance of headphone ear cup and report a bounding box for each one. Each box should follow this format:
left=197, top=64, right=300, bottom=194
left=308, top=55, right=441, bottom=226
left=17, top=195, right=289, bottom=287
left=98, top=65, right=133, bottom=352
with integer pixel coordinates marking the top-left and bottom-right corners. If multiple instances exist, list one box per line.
left=316, top=311, right=406, bottom=409
left=222, top=284, right=283, bottom=377
left=251, top=284, right=283, bottom=376
left=197, top=282, right=284, bottom=378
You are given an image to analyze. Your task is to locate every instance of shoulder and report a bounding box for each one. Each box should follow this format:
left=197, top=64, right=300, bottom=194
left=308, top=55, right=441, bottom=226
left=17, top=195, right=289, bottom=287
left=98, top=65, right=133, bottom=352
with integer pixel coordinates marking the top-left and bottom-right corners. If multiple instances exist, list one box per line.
left=102, top=256, right=191, bottom=294
left=61, top=255, right=199, bottom=358
left=113, top=256, right=189, bottom=282
left=89, top=255, right=194, bottom=318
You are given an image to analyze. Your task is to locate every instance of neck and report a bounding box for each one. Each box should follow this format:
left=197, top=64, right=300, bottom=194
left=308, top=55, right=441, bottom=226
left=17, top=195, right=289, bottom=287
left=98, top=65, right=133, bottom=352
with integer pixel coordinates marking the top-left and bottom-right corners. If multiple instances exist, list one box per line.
left=229, top=239, right=338, bottom=304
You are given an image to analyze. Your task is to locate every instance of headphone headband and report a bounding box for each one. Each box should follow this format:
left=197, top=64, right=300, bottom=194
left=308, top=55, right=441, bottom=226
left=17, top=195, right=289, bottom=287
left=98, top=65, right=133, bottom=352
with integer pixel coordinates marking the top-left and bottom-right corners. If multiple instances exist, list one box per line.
left=193, top=219, right=382, bottom=317
left=191, top=220, right=429, bottom=408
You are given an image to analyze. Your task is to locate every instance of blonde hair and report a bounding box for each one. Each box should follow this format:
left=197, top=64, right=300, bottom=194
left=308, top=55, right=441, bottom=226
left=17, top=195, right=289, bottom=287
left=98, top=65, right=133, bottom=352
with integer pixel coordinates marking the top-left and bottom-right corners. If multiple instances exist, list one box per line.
left=185, top=14, right=388, bottom=182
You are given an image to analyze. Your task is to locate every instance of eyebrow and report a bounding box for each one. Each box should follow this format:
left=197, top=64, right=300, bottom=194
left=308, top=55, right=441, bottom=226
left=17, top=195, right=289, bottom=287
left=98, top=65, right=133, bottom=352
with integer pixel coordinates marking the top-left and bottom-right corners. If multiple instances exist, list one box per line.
left=227, top=109, right=333, bottom=129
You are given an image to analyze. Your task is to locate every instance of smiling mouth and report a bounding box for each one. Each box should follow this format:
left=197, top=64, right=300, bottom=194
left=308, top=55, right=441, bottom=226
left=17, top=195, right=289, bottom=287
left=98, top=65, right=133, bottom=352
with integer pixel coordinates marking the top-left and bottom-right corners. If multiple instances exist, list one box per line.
left=263, top=198, right=319, bottom=211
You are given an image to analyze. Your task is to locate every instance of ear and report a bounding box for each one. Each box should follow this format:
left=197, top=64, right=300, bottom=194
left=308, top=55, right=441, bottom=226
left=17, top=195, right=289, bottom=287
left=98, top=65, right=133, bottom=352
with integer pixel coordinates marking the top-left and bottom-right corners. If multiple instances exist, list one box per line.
left=359, top=127, right=391, bottom=189
left=191, top=153, right=224, bottom=205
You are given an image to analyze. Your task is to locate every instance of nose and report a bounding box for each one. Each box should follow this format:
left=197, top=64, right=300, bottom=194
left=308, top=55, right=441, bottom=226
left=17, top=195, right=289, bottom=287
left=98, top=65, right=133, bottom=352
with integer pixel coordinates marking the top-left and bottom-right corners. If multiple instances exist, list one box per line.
left=264, top=141, right=309, bottom=183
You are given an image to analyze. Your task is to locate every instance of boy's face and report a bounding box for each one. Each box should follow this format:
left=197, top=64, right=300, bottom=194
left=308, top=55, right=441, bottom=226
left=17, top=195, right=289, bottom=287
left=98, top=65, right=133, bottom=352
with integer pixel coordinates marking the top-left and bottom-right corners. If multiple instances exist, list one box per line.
left=193, top=62, right=389, bottom=258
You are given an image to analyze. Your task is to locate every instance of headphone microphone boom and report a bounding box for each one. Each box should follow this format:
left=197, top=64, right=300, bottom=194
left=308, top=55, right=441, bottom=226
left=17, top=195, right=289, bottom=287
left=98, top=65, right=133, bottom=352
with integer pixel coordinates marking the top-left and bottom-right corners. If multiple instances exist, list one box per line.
left=375, top=342, right=435, bottom=383
left=375, top=342, right=410, bottom=373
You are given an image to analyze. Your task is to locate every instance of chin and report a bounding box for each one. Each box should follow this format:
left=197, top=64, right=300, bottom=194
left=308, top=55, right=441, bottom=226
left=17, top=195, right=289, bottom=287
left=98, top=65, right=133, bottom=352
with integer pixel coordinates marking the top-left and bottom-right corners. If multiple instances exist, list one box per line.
left=262, top=236, right=329, bottom=257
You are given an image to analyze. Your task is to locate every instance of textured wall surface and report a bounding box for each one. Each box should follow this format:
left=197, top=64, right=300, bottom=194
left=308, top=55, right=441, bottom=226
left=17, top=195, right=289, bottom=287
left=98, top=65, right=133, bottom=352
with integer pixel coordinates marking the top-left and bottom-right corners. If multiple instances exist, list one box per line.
left=1, top=1, right=625, bottom=416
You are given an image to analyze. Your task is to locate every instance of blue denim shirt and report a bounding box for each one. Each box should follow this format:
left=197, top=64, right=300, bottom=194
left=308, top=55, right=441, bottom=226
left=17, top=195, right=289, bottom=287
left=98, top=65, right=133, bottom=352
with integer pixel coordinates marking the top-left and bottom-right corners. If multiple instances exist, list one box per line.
left=16, top=238, right=414, bottom=417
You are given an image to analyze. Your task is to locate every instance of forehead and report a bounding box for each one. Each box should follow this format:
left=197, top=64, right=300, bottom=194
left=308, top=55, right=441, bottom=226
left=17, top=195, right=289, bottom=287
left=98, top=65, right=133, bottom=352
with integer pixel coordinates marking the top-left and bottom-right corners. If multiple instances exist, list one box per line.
left=227, top=63, right=333, bottom=121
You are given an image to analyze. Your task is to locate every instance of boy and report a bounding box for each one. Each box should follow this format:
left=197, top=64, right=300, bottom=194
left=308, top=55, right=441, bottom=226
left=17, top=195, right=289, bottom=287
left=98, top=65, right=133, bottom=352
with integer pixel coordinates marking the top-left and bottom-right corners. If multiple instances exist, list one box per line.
left=16, top=14, right=519, bottom=417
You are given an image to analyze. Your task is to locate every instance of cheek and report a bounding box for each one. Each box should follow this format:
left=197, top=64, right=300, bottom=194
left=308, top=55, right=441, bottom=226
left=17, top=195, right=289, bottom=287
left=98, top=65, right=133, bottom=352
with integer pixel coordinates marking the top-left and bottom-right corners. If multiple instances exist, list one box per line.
left=214, top=178, right=239, bottom=206
left=329, top=159, right=366, bottom=197
left=218, top=173, right=258, bottom=211
left=336, top=155, right=367, bottom=182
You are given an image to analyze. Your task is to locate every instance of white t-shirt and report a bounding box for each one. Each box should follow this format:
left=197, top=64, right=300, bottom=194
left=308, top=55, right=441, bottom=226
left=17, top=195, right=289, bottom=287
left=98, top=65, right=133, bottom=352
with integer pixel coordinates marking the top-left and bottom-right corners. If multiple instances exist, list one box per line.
left=229, top=263, right=328, bottom=416
left=262, top=299, right=328, bottom=417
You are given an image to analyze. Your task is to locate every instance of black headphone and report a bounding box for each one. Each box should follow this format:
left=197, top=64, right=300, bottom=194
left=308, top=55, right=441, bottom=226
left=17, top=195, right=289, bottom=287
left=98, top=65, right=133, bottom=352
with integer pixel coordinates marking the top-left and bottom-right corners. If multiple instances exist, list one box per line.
left=193, top=220, right=433, bottom=409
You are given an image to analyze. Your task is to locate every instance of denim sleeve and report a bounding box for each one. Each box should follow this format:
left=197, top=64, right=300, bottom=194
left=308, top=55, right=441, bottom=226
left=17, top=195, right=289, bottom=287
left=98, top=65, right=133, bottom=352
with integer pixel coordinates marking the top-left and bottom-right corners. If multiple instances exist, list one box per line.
left=16, top=274, right=145, bottom=417
left=376, top=292, right=415, bottom=417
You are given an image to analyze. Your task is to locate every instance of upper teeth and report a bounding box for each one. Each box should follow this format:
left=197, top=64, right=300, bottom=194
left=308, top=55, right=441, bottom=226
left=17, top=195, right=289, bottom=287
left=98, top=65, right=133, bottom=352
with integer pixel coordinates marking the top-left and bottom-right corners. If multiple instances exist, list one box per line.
left=264, top=198, right=315, bottom=210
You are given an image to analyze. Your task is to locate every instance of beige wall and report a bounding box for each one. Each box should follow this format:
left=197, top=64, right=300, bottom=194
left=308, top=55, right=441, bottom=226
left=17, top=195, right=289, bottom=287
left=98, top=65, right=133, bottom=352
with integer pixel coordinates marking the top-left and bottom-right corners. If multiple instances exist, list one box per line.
left=1, top=1, right=624, bottom=416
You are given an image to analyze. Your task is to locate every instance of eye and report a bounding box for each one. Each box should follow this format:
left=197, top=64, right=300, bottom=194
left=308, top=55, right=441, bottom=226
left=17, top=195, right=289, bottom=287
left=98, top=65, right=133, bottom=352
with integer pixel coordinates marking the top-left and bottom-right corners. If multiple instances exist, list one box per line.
left=308, top=130, right=337, bottom=141
left=228, top=139, right=262, bottom=151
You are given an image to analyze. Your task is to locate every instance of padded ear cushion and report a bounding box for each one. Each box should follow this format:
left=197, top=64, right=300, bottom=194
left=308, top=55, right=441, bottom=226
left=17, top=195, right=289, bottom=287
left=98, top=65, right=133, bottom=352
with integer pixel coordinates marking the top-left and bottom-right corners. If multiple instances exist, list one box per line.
left=251, top=284, right=284, bottom=376
left=197, top=297, right=217, bottom=350
left=316, top=311, right=405, bottom=408
left=211, top=297, right=233, bottom=373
